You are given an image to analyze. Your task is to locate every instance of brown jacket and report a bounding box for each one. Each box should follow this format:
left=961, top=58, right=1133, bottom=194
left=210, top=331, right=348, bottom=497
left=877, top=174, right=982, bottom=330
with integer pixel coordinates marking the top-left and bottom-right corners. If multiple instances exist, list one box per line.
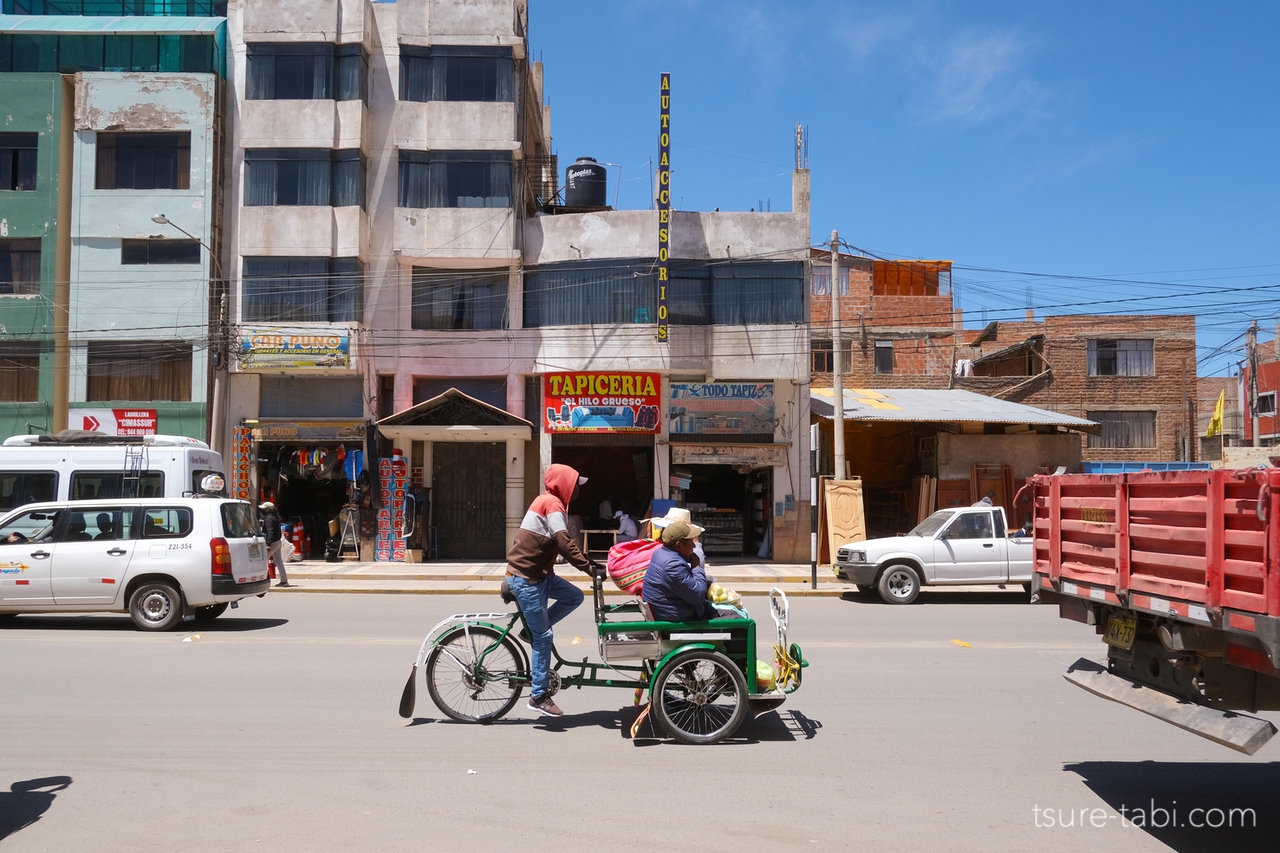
left=506, top=463, right=593, bottom=581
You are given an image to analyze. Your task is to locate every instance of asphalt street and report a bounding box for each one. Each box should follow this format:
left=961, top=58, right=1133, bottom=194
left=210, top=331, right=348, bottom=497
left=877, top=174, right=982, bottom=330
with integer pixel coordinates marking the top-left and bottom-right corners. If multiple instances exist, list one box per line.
left=1, top=592, right=1276, bottom=853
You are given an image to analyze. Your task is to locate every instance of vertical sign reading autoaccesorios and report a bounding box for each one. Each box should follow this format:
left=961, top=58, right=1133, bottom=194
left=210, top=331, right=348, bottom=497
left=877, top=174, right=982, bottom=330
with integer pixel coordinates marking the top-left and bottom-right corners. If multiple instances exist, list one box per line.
left=657, top=72, right=671, bottom=343
left=544, top=373, right=661, bottom=433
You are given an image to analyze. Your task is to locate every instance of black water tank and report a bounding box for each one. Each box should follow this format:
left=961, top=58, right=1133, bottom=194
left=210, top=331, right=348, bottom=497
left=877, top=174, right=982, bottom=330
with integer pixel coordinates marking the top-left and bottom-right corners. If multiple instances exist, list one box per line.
left=565, top=157, right=607, bottom=207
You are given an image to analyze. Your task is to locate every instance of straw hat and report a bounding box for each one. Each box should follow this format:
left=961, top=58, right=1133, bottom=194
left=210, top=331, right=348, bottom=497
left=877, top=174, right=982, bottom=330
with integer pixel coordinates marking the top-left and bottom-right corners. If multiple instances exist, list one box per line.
left=647, top=506, right=703, bottom=538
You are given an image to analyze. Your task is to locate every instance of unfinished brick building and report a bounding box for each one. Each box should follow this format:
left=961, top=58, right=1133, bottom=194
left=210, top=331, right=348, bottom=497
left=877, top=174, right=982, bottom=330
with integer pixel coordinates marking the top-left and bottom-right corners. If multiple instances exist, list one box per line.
left=809, top=250, right=1198, bottom=462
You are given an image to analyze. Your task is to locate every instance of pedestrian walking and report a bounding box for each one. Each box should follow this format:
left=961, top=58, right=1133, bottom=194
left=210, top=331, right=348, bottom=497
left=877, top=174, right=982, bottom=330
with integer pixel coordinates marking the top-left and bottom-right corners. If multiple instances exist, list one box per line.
left=260, top=501, right=289, bottom=587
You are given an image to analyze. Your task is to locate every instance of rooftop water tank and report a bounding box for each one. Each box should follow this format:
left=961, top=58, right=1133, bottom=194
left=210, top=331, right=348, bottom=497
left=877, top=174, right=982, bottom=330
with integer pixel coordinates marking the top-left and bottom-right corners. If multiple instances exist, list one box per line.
left=565, top=157, right=607, bottom=207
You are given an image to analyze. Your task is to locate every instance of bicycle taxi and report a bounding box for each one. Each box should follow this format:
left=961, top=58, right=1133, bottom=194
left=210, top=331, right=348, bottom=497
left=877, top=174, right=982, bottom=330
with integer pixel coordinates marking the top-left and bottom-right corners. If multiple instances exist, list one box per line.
left=398, top=572, right=808, bottom=744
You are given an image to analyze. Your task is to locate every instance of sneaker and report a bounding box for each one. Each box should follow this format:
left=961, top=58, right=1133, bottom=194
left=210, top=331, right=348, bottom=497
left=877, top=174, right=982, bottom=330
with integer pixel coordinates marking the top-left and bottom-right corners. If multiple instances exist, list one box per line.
left=518, top=627, right=532, bottom=643
left=276, top=582, right=292, bottom=588
left=527, top=694, right=563, bottom=717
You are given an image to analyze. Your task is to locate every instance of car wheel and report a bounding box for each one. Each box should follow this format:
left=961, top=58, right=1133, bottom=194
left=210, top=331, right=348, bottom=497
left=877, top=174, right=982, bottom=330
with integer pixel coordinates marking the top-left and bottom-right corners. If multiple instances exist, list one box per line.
left=129, top=581, right=184, bottom=631
left=877, top=564, right=921, bottom=605
left=193, top=602, right=229, bottom=622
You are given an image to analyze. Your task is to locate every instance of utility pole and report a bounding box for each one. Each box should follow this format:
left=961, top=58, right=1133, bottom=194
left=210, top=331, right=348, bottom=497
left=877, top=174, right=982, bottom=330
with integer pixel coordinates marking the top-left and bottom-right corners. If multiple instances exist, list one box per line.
left=831, top=230, right=845, bottom=480
left=1180, top=357, right=1190, bottom=462
left=1248, top=321, right=1260, bottom=447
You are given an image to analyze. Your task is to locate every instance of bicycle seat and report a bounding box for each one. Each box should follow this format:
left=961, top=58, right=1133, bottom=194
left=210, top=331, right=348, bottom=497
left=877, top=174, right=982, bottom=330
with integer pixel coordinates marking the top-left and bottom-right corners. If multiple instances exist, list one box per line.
left=500, top=579, right=516, bottom=605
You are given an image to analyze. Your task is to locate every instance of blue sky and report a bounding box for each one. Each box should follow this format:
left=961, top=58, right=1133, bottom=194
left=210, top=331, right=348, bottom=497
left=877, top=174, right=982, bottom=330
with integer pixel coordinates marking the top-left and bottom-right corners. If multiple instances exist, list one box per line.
left=530, top=1, right=1280, bottom=375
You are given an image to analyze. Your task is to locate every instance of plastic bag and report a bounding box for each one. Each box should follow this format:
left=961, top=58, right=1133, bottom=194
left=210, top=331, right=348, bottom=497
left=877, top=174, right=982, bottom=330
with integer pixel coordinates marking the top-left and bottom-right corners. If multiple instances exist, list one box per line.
left=282, top=537, right=300, bottom=563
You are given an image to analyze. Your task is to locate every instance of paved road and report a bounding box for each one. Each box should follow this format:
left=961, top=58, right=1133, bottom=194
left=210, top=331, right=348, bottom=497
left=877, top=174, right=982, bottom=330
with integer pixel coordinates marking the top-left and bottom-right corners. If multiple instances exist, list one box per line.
left=1, top=593, right=1275, bottom=852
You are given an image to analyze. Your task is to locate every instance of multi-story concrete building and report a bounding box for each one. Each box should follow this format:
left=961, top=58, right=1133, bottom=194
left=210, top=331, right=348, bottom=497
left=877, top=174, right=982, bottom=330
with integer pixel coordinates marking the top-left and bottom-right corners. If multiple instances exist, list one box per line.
left=224, top=0, right=813, bottom=562
left=0, top=1, right=226, bottom=442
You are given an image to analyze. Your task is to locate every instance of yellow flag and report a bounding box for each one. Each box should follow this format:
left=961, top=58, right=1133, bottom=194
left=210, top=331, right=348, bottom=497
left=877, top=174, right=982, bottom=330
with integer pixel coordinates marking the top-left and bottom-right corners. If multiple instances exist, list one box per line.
left=1205, top=389, right=1225, bottom=438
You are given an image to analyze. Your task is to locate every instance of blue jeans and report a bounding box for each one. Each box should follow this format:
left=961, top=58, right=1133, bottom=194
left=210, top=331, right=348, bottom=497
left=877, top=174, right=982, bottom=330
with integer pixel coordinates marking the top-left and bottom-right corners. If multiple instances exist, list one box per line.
left=507, top=573, right=584, bottom=699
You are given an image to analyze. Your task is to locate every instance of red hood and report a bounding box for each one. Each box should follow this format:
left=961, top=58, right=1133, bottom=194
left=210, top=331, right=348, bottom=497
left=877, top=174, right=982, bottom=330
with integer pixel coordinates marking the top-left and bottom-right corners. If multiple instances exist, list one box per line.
left=543, top=463, right=581, bottom=505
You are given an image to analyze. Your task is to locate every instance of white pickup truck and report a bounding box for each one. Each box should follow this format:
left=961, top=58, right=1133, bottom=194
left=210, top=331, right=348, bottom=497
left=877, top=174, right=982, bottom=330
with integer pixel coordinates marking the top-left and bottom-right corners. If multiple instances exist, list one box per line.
left=833, top=506, right=1034, bottom=604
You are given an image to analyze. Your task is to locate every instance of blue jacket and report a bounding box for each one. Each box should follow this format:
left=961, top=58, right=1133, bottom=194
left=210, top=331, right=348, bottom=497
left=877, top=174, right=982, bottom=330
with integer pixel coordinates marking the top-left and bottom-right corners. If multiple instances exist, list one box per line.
left=642, top=545, right=719, bottom=622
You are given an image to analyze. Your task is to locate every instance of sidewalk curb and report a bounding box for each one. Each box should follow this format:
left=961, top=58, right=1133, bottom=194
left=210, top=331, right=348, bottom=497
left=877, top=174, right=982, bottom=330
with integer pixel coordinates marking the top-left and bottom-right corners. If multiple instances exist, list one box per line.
left=268, top=585, right=853, bottom=597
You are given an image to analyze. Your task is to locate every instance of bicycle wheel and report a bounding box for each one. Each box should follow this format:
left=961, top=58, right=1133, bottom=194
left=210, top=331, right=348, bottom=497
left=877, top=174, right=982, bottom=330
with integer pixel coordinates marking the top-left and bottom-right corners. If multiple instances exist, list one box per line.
left=425, top=625, right=527, bottom=723
left=652, top=650, right=749, bottom=745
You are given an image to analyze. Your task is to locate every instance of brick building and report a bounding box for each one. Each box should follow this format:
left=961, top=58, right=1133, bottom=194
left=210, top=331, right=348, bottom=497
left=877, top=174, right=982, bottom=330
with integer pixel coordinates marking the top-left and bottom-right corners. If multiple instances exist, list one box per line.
left=808, top=250, right=1198, bottom=463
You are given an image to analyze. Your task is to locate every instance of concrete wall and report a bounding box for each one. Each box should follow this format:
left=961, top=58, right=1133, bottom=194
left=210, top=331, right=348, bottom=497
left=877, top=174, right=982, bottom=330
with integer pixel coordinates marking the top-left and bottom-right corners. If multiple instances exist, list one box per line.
left=66, top=72, right=217, bottom=436
left=398, top=0, right=524, bottom=47
left=0, top=74, right=66, bottom=437
left=240, top=100, right=367, bottom=150
left=394, top=101, right=516, bottom=151
left=937, top=433, right=1083, bottom=480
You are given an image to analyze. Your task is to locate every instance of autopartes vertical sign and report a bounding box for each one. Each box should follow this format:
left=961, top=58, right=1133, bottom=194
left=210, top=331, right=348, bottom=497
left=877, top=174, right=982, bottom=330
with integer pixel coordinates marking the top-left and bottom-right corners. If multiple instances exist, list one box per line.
left=657, top=72, right=671, bottom=342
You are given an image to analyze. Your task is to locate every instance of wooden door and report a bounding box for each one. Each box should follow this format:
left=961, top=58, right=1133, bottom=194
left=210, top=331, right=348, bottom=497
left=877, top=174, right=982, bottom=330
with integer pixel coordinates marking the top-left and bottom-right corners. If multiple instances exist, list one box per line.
left=432, top=443, right=505, bottom=559
left=822, top=477, right=866, bottom=566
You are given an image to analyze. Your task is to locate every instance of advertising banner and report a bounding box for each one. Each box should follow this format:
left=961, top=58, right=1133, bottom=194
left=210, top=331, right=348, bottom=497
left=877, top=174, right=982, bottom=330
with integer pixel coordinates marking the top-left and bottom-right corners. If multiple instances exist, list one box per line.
left=544, top=372, right=661, bottom=433
left=69, top=408, right=157, bottom=436
left=239, top=327, right=352, bottom=371
left=231, top=426, right=253, bottom=501
left=669, top=383, right=775, bottom=435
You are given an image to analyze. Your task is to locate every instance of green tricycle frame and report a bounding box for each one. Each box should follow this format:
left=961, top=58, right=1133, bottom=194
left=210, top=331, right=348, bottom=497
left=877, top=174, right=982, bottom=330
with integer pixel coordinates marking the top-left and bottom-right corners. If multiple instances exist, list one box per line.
left=398, top=573, right=808, bottom=744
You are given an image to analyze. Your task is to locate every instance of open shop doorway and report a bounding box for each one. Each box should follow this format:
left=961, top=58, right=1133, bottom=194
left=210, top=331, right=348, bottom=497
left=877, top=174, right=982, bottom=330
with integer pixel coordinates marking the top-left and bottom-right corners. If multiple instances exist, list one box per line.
left=258, top=445, right=354, bottom=559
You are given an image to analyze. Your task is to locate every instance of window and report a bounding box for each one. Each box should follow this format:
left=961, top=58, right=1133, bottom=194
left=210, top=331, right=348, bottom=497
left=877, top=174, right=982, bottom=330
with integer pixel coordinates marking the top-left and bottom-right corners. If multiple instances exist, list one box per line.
left=71, top=471, right=163, bottom=500
left=946, top=511, right=993, bottom=540
left=1088, top=339, right=1154, bottom=377
left=244, top=148, right=364, bottom=208
left=0, top=342, right=41, bottom=401
left=522, top=259, right=803, bottom=327
left=0, top=471, right=57, bottom=512
left=874, top=340, right=894, bottom=374
left=259, top=376, right=364, bottom=418
left=411, top=267, right=507, bottom=330
left=812, top=340, right=833, bottom=373
left=412, top=377, right=507, bottom=409
left=96, top=132, right=190, bottom=190
left=378, top=374, right=396, bottom=420
left=86, top=341, right=191, bottom=402
left=220, top=502, right=258, bottom=539
left=65, top=508, right=134, bottom=541
left=810, top=266, right=848, bottom=296
left=3, top=2, right=227, bottom=15
left=141, top=506, right=192, bottom=538
left=400, top=46, right=512, bottom=103
left=0, top=132, right=37, bottom=191
left=398, top=150, right=512, bottom=209
left=0, top=508, right=60, bottom=543
left=0, top=33, right=218, bottom=74
left=1257, top=392, right=1276, bottom=416
left=1088, top=410, right=1157, bottom=448
left=242, top=256, right=363, bottom=323
left=121, top=238, right=200, bottom=265
left=1, top=238, right=41, bottom=295
left=246, top=43, right=365, bottom=102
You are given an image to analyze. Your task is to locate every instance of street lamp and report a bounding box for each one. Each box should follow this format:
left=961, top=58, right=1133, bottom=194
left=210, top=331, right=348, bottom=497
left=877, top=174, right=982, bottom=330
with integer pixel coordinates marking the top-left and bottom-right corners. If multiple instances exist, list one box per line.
left=152, top=213, right=228, bottom=457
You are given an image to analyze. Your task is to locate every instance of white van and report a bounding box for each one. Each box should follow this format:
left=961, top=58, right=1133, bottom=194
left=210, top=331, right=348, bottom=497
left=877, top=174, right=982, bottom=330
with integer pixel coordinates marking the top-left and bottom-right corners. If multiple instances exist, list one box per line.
left=0, top=493, right=269, bottom=630
left=0, top=432, right=226, bottom=513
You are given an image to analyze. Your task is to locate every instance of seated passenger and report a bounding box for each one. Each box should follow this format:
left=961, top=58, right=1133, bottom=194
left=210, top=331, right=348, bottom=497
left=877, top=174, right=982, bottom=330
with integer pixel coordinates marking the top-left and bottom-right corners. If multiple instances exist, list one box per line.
left=93, top=512, right=115, bottom=540
left=66, top=513, right=92, bottom=541
left=642, top=520, right=725, bottom=622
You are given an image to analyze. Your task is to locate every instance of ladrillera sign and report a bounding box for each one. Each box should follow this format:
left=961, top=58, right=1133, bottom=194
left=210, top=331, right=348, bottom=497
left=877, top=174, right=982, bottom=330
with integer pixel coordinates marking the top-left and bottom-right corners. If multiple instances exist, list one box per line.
left=69, top=408, right=157, bottom=436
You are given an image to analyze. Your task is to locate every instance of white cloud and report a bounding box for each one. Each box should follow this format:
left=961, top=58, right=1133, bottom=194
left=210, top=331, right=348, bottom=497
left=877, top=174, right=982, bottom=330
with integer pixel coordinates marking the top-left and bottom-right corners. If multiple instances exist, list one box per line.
left=916, top=28, right=1048, bottom=125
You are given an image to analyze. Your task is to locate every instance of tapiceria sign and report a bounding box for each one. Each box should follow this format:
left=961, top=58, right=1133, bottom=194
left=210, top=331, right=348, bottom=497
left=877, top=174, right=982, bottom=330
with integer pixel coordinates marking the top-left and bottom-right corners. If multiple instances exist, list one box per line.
left=544, top=372, right=661, bottom=433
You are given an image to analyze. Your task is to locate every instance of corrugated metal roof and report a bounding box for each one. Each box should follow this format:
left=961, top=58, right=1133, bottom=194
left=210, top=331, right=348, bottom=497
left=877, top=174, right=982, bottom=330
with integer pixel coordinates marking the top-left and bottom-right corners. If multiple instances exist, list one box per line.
left=811, top=387, right=1097, bottom=429
left=0, top=14, right=224, bottom=34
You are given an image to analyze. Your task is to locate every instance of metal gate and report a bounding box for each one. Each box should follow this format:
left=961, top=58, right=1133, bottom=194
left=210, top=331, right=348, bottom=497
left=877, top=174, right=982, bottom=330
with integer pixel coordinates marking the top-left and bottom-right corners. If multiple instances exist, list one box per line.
left=432, top=442, right=505, bottom=559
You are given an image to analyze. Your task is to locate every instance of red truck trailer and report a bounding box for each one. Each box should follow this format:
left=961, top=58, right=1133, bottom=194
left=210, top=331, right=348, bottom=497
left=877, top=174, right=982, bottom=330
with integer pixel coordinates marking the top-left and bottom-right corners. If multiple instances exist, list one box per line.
left=1031, top=468, right=1280, bottom=754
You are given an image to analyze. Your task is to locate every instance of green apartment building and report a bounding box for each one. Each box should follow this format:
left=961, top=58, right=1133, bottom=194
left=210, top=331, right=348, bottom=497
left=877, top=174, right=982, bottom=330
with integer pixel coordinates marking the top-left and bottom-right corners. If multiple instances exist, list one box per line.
left=0, top=2, right=225, bottom=442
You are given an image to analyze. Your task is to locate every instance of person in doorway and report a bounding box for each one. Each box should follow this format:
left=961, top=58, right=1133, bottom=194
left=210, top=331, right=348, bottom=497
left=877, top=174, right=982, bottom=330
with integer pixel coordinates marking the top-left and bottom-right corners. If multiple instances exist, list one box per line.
left=614, top=507, right=639, bottom=543
left=505, top=463, right=602, bottom=718
left=973, top=490, right=996, bottom=507
left=598, top=494, right=614, bottom=525
left=259, top=501, right=290, bottom=587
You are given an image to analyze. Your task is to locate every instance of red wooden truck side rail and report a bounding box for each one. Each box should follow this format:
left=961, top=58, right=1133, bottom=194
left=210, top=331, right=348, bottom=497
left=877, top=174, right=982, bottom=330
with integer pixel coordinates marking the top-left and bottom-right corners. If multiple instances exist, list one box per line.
left=1031, top=468, right=1280, bottom=672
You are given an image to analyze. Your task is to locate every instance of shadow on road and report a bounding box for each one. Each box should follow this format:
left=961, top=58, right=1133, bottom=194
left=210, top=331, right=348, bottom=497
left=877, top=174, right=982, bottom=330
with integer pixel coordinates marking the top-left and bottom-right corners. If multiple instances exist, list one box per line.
left=0, top=776, right=72, bottom=841
left=0, top=615, right=288, bottom=633
left=1064, top=760, right=1278, bottom=853
left=839, top=591, right=1029, bottom=606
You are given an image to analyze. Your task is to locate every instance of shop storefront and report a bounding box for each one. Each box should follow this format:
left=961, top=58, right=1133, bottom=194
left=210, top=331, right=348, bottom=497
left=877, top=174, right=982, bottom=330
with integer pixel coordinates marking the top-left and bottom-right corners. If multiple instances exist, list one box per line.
left=668, top=382, right=780, bottom=558
left=237, top=419, right=369, bottom=559
left=545, top=371, right=660, bottom=537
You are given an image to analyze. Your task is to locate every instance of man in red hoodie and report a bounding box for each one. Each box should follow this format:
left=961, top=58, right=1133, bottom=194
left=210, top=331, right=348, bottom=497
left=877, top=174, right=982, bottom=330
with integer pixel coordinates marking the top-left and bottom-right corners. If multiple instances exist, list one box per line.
left=506, top=463, right=600, bottom=717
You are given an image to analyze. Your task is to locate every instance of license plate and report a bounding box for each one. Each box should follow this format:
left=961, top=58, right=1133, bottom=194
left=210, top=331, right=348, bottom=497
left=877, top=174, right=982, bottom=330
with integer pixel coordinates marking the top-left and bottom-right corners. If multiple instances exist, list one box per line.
left=1103, top=614, right=1137, bottom=650
left=249, top=543, right=262, bottom=560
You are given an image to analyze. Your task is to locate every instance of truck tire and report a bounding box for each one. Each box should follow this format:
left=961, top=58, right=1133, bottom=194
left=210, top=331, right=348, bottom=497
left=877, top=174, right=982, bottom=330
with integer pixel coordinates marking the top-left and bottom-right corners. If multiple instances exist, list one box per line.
left=877, top=564, right=921, bottom=605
